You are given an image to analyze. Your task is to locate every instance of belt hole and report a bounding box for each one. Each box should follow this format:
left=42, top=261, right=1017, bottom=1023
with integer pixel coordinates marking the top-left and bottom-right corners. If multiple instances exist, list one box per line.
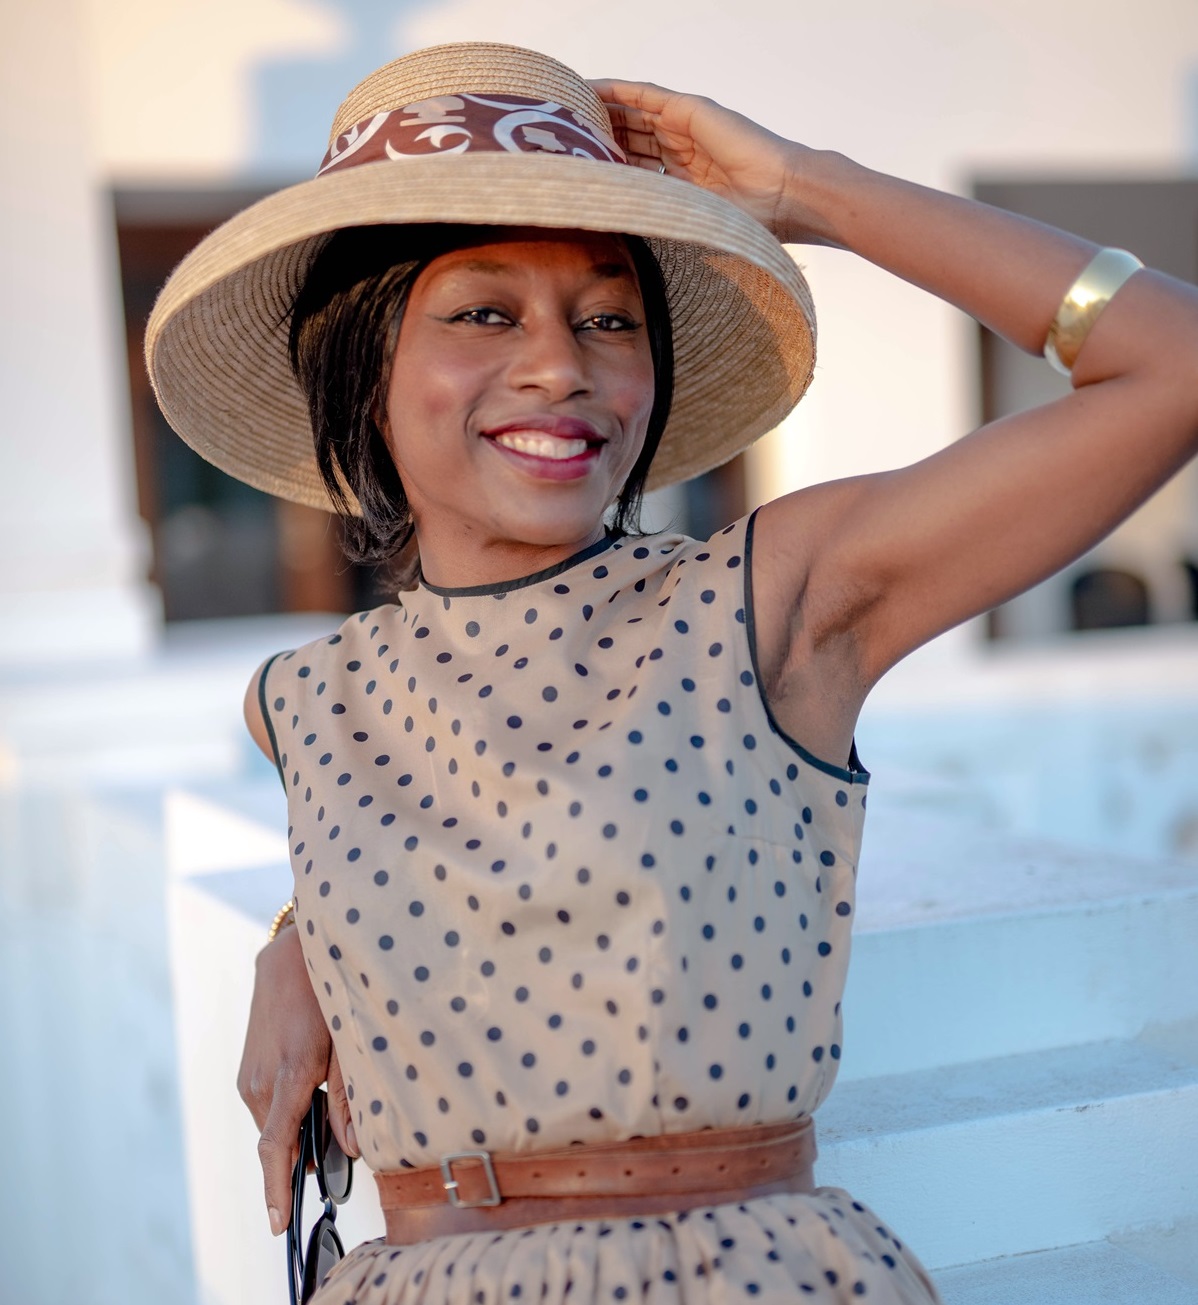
left=716, top=1164, right=727, bottom=1173
left=624, top=1169, right=633, bottom=1177
left=532, top=1171, right=542, bottom=1179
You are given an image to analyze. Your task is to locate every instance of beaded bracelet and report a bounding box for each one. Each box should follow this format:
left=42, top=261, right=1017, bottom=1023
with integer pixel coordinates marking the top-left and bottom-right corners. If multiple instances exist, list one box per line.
left=268, top=897, right=297, bottom=943
left=1044, top=247, right=1144, bottom=377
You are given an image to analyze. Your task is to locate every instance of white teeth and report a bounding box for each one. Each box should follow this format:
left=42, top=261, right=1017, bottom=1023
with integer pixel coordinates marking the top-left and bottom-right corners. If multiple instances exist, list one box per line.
left=493, top=431, right=590, bottom=460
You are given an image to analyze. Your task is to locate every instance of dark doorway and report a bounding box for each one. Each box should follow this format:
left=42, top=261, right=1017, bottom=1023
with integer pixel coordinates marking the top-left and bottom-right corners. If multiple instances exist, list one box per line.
left=115, top=186, right=379, bottom=621
left=1070, top=567, right=1151, bottom=631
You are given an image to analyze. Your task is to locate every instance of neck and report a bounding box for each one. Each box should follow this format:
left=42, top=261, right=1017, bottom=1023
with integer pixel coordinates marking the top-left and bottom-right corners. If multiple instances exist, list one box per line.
left=414, top=524, right=610, bottom=590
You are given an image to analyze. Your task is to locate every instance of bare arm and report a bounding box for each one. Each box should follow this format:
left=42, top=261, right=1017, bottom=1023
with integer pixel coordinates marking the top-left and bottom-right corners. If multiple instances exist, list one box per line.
left=595, top=81, right=1198, bottom=757
left=243, top=662, right=275, bottom=761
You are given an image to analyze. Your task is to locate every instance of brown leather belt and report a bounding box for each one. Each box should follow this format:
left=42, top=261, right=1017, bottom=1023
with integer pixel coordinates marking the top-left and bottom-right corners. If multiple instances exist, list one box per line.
left=375, top=1118, right=816, bottom=1244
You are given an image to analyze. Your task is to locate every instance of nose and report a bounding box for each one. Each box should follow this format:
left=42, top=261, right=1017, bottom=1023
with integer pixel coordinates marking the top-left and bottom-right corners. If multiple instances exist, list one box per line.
left=507, top=317, right=592, bottom=402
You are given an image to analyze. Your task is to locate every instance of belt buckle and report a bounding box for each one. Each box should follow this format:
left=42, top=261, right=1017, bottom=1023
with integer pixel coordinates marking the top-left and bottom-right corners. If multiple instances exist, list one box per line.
left=440, top=1150, right=502, bottom=1208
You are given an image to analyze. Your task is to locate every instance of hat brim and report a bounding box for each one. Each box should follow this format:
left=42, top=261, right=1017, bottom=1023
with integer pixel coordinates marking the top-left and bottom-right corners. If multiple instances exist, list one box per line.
left=146, top=152, right=815, bottom=509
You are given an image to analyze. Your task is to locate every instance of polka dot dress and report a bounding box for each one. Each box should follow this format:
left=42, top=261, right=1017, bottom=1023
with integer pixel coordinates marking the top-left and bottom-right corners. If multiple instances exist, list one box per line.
left=263, top=513, right=941, bottom=1305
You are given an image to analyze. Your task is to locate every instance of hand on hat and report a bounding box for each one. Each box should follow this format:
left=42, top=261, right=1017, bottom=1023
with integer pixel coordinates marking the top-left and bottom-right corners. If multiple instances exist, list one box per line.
left=590, top=79, right=833, bottom=247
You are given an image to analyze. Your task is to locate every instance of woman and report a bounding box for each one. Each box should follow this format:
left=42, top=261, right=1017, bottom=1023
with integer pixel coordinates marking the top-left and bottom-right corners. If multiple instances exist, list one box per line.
left=146, top=42, right=1198, bottom=1305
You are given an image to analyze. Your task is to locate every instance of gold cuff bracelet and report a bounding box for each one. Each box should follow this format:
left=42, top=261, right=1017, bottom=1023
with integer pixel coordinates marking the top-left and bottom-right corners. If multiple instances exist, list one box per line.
left=1044, top=247, right=1144, bottom=377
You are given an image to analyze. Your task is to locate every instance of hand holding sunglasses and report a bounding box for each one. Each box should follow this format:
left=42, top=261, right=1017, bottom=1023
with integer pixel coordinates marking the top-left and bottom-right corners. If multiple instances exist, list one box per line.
left=287, top=1087, right=354, bottom=1305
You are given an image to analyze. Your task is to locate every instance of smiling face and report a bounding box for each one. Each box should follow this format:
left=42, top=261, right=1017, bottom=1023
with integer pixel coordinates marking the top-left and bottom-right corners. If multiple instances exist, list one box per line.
left=383, top=228, right=656, bottom=588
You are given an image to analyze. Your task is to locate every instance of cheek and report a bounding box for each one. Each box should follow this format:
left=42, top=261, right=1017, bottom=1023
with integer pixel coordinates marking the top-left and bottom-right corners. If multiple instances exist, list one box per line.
left=384, top=351, right=467, bottom=468
left=617, top=354, right=657, bottom=451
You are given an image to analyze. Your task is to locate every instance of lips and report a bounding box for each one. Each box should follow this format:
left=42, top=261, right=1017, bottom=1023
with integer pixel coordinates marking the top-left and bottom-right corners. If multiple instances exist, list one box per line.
left=492, top=431, right=590, bottom=460
left=482, top=416, right=606, bottom=475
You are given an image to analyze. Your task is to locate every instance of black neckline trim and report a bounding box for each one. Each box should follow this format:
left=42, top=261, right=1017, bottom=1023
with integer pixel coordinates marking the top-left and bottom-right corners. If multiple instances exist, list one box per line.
left=743, top=510, right=870, bottom=786
left=419, top=533, right=619, bottom=598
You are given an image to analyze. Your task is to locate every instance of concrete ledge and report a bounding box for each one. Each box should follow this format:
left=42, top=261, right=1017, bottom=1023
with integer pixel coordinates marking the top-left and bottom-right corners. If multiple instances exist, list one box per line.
left=935, top=1237, right=1198, bottom=1305
left=843, top=784, right=1198, bottom=1080
left=166, top=788, right=385, bottom=1305
left=818, top=1035, right=1198, bottom=1270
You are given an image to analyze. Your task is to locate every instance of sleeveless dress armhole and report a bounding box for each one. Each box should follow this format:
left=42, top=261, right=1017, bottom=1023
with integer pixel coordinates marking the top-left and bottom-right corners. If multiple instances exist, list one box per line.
left=257, top=652, right=287, bottom=789
left=743, top=508, right=869, bottom=784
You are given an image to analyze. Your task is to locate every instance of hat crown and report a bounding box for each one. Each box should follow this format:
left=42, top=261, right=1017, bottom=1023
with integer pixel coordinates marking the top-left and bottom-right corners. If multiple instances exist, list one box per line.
left=330, top=43, right=613, bottom=148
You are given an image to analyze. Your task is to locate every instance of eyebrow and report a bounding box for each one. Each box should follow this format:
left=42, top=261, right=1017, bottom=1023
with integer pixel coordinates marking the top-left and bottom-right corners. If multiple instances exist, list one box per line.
left=457, top=258, right=513, bottom=275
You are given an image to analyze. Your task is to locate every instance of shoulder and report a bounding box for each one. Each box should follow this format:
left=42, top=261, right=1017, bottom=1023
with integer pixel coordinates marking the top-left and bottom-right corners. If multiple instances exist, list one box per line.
left=243, top=602, right=402, bottom=756
left=267, top=603, right=406, bottom=684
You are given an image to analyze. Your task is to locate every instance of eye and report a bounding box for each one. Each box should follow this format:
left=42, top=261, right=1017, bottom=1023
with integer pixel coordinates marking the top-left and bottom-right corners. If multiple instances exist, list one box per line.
left=451, top=307, right=512, bottom=326
left=578, top=313, right=640, bottom=333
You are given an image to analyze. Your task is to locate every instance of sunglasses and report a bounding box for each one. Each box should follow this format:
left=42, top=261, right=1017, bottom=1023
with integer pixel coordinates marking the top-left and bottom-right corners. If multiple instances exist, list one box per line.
left=287, top=1087, right=354, bottom=1305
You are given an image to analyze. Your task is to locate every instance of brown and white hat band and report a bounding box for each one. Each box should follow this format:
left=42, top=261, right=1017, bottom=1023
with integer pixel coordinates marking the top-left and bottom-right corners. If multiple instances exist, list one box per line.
left=318, top=93, right=627, bottom=177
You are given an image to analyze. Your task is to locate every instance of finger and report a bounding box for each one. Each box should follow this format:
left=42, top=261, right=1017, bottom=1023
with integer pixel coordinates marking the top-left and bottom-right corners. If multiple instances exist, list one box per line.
left=257, top=1073, right=313, bottom=1235
left=627, top=154, right=675, bottom=175
left=602, top=104, right=659, bottom=137
left=600, top=113, right=681, bottom=175
left=614, top=125, right=664, bottom=158
left=603, top=110, right=695, bottom=169
left=588, top=78, right=682, bottom=114
left=602, top=109, right=667, bottom=161
left=326, top=1047, right=358, bottom=1158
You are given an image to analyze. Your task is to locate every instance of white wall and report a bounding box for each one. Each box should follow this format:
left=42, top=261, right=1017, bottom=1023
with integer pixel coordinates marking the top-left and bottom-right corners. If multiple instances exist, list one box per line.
left=0, top=0, right=160, bottom=666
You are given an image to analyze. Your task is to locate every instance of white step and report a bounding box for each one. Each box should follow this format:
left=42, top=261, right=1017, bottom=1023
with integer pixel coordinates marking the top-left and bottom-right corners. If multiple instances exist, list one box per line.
left=816, top=1032, right=1198, bottom=1271
left=840, top=780, right=1198, bottom=1080
left=935, top=1236, right=1198, bottom=1305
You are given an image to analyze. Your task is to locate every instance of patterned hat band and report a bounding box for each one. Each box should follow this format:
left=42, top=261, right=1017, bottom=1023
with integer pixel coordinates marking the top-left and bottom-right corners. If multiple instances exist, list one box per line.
left=318, top=94, right=627, bottom=177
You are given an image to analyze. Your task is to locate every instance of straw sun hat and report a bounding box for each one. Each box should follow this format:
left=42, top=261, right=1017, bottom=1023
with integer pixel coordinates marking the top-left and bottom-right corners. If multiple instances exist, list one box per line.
left=145, top=41, right=816, bottom=508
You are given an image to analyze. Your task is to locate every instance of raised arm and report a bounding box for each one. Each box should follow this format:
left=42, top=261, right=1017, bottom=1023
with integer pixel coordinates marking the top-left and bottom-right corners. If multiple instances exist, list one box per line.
left=596, top=80, right=1198, bottom=761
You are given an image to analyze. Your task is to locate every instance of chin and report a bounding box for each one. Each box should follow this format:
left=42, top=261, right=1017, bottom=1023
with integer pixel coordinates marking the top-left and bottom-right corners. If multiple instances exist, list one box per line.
left=490, top=495, right=614, bottom=547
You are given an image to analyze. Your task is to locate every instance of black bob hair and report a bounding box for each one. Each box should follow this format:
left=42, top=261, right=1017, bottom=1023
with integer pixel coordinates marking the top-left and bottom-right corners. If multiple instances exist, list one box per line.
left=287, top=224, right=675, bottom=569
